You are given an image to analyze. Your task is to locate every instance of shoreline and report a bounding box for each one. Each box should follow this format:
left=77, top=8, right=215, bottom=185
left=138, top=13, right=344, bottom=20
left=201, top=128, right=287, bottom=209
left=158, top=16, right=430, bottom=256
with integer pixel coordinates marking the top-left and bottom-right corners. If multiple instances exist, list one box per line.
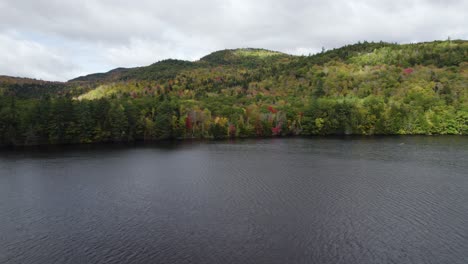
left=1, top=134, right=466, bottom=150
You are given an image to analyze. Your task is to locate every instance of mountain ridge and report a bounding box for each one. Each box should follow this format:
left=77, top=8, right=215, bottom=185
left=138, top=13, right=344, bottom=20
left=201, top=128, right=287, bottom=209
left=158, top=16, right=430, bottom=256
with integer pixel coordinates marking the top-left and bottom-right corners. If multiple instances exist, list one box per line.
left=2, top=40, right=466, bottom=84
left=68, top=48, right=291, bottom=83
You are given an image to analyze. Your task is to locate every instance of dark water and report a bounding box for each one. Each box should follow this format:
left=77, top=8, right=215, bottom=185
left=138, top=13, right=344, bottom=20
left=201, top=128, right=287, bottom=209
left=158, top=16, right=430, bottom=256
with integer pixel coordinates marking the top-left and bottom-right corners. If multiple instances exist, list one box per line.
left=1, top=137, right=467, bottom=264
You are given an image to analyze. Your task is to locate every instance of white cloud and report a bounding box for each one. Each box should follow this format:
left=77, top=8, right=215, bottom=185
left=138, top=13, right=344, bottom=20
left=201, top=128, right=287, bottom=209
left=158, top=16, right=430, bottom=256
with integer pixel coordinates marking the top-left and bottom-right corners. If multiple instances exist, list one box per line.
left=0, top=0, right=466, bottom=81
left=104, top=38, right=197, bottom=67
left=0, top=32, right=81, bottom=81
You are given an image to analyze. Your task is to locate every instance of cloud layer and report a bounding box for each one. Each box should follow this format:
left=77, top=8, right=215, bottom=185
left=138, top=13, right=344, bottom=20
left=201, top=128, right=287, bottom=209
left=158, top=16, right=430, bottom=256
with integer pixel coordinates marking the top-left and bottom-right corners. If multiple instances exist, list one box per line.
left=0, top=0, right=466, bottom=81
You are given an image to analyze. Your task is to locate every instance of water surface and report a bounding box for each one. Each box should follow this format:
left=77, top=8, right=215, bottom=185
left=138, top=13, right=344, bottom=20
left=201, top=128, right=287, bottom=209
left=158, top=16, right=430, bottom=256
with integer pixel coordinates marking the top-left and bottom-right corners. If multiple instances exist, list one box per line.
left=1, top=137, right=467, bottom=264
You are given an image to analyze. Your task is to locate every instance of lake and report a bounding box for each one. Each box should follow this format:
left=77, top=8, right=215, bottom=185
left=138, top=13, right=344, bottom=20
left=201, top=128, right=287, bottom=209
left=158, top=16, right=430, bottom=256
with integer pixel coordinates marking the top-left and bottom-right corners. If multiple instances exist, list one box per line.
left=1, top=137, right=467, bottom=264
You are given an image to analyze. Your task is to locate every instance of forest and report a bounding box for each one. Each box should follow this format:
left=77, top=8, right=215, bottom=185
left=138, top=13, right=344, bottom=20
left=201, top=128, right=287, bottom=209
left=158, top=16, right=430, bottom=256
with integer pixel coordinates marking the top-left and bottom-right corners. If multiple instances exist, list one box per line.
left=0, top=40, right=467, bottom=146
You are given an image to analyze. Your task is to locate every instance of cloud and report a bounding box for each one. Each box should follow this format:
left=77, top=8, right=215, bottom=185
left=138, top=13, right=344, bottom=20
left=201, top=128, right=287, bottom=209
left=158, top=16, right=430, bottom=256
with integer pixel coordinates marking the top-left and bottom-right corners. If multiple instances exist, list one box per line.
left=102, top=36, right=217, bottom=68
left=0, top=0, right=466, bottom=81
left=0, top=32, right=82, bottom=81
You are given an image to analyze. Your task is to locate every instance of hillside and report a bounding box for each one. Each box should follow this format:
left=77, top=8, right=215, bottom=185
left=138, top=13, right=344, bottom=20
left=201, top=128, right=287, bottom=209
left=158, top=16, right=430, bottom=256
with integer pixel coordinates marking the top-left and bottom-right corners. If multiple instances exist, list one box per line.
left=0, top=76, right=73, bottom=99
left=0, top=40, right=467, bottom=146
left=200, top=48, right=290, bottom=66
left=69, top=48, right=290, bottom=83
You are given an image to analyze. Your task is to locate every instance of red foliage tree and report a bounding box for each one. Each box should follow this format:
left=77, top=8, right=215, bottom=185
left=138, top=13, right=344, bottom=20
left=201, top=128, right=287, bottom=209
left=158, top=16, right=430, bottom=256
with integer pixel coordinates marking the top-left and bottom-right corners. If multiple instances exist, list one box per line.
left=185, top=115, right=192, bottom=130
left=267, top=106, right=278, bottom=114
left=228, top=124, right=236, bottom=137
left=403, top=68, right=414, bottom=75
left=272, top=123, right=282, bottom=136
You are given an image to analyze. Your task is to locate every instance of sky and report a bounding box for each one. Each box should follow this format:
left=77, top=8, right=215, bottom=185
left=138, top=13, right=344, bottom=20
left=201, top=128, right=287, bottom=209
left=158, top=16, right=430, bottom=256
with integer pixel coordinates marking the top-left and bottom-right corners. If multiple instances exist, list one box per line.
left=0, top=0, right=466, bottom=81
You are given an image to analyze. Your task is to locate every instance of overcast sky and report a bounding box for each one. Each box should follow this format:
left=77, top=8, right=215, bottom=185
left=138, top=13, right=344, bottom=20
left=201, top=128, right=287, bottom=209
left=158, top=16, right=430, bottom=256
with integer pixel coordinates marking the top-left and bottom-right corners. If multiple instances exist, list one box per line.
left=0, top=0, right=466, bottom=81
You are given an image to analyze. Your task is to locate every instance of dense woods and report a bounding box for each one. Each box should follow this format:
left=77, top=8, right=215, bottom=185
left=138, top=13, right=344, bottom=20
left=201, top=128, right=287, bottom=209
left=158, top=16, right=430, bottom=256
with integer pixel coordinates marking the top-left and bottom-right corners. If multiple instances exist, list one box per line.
left=0, top=40, right=467, bottom=146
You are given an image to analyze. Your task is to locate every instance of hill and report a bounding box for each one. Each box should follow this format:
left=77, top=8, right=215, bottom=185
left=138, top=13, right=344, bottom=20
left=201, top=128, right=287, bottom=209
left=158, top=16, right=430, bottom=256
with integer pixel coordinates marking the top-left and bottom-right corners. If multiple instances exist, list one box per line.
left=0, top=75, right=72, bottom=99
left=0, top=40, right=467, bottom=146
left=200, top=48, right=290, bottom=66
left=69, top=48, right=290, bottom=84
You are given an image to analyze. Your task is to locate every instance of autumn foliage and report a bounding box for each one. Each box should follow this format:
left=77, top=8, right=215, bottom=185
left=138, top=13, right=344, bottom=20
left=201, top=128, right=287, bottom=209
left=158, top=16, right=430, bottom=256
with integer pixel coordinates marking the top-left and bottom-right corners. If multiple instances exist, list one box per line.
left=0, top=40, right=467, bottom=146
